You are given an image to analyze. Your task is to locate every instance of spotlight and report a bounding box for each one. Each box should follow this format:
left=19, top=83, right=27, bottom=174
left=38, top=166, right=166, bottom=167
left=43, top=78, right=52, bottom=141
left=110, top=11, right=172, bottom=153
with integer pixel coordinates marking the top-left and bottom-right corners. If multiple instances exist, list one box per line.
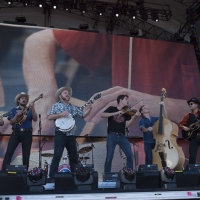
left=74, top=164, right=97, bottom=191
left=96, top=6, right=105, bottom=16
left=7, top=0, right=13, bottom=5
left=160, top=167, right=176, bottom=189
left=79, top=3, right=87, bottom=14
left=151, top=9, right=159, bottom=22
left=129, top=9, right=137, bottom=19
left=113, top=8, right=121, bottom=18
left=117, top=167, right=136, bottom=190
left=27, top=167, right=47, bottom=192
left=38, top=0, right=44, bottom=8
left=64, top=2, right=71, bottom=12
left=51, top=0, right=57, bottom=9
left=22, top=0, right=30, bottom=6
left=76, top=166, right=90, bottom=182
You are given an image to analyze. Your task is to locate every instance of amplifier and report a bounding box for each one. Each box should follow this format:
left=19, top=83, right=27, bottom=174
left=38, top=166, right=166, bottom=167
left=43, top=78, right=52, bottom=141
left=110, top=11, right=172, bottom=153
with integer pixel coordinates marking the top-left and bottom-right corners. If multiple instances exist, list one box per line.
left=6, top=165, right=27, bottom=172
left=103, top=172, right=118, bottom=182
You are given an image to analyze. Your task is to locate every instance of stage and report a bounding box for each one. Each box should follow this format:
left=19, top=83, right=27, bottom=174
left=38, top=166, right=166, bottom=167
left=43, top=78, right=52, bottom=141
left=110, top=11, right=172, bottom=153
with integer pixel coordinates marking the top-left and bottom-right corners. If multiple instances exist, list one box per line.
left=1, top=185, right=200, bottom=200
left=1, top=164, right=200, bottom=199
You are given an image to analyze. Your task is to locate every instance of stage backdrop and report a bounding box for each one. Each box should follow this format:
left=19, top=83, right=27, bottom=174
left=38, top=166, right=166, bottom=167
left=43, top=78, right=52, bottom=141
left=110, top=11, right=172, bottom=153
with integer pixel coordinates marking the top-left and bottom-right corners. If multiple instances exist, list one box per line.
left=0, top=24, right=200, bottom=176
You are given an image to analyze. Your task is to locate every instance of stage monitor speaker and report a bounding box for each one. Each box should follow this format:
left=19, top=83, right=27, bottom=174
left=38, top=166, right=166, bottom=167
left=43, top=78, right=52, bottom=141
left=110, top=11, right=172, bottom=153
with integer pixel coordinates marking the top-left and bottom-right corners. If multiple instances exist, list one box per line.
left=55, top=171, right=98, bottom=192
left=0, top=171, right=28, bottom=194
left=176, top=170, right=200, bottom=188
left=136, top=164, right=161, bottom=189
left=103, top=172, right=118, bottom=182
left=55, top=172, right=76, bottom=192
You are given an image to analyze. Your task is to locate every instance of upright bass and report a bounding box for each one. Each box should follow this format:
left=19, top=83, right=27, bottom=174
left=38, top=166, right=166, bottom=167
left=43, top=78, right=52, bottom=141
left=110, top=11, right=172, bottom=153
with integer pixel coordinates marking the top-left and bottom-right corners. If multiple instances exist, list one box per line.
left=152, top=88, right=185, bottom=170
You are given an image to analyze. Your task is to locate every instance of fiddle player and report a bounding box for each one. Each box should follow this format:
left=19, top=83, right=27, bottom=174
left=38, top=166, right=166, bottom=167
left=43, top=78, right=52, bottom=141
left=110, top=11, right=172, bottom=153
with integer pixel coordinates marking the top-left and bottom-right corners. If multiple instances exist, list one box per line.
left=178, top=98, right=200, bottom=164
left=101, top=94, right=140, bottom=172
left=47, top=86, right=92, bottom=182
left=139, top=101, right=166, bottom=164
left=1, top=92, right=37, bottom=171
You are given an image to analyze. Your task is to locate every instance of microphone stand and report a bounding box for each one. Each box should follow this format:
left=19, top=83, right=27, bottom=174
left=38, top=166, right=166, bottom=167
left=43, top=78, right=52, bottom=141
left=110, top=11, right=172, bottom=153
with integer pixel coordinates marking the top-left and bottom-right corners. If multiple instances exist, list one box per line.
left=38, top=114, right=42, bottom=168
left=86, top=134, right=95, bottom=166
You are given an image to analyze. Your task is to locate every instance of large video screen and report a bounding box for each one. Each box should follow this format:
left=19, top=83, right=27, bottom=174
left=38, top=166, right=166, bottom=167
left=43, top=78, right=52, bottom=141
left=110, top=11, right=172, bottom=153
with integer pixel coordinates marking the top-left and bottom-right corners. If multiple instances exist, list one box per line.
left=0, top=24, right=199, bottom=173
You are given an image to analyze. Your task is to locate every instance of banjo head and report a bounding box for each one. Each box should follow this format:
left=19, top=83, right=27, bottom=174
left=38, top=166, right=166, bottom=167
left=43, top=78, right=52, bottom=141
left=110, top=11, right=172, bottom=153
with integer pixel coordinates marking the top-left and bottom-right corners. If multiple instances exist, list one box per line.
left=55, top=114, right=75, bottom=131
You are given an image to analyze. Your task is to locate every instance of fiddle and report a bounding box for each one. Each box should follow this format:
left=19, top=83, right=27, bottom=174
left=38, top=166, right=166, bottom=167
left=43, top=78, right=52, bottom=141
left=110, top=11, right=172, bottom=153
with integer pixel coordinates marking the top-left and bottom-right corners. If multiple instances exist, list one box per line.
left=121, top=99, right=143, bottom=116
left=121, top=106, right=137, bottom=116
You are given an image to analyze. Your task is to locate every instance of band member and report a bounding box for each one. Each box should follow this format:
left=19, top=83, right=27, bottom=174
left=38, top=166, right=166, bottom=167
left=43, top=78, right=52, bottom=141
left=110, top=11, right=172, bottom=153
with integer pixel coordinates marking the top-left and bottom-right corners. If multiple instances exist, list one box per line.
left=47, top=86, right=92, bottom=181
left=178, top=98, right=200, bottom=164
left=139, top=102, right=166, bottom=164
left=1, top=92, right=37, bottom=171
left=101, top=94, right=140, bottom=172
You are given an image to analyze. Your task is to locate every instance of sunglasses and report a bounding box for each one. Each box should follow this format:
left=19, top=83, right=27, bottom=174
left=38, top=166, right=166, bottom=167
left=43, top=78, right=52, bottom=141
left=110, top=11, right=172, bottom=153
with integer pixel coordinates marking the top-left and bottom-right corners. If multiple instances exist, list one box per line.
left=189, top=103, right=195, bottom=106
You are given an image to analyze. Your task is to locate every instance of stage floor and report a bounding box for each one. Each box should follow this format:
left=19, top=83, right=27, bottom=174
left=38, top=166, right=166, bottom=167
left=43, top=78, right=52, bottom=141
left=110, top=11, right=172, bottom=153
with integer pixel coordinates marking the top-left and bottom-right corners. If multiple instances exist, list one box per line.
left=1, top=190, right=200, bottom=200
left=1, top=183, right=200, bottom=200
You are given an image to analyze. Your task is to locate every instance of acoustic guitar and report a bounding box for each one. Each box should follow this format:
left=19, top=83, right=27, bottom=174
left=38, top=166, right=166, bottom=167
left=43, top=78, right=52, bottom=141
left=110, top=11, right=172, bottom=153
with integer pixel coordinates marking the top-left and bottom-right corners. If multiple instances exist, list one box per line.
left=182, top=119, right=200, bottom=141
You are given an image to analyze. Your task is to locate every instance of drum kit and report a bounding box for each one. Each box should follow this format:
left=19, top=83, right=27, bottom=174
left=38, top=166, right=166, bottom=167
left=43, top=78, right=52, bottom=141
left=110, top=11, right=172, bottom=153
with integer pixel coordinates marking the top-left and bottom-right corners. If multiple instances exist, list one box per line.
left=42, top=145, right=93, bottom=178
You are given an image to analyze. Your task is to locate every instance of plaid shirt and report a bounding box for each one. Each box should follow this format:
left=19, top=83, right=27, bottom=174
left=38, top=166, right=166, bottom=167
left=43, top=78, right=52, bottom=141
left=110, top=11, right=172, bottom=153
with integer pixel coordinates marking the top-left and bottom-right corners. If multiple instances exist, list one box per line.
left=48, top=101, right=84, bottom=118
left=48, top=101, right=84, bottom=134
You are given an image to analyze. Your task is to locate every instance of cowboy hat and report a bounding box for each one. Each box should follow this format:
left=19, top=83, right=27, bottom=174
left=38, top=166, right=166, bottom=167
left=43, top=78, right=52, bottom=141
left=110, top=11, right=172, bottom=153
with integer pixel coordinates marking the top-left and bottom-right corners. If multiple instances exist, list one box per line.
left=55, top=86, right=72, bottom=102
left=187, top=98, right=200, bottom=105
left=14, top=92, right=29, bottom=106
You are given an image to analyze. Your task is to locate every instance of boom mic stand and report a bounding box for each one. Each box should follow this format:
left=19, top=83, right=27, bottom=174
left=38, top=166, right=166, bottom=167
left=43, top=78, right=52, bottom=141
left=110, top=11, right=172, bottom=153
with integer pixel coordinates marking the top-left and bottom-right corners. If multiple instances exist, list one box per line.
left=86, top=134, right=95, bottom=166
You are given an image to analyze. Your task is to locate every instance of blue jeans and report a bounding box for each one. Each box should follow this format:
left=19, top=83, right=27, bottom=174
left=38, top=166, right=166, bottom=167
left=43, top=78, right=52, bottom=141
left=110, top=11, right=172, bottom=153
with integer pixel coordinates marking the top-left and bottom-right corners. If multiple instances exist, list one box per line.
left=2, top=131, right=32, bottom=171
left=104, top=132, right=134, bottom=172
left=49, top=131, right=78, bottom=179
left=144, top=142, right=155, bottom=164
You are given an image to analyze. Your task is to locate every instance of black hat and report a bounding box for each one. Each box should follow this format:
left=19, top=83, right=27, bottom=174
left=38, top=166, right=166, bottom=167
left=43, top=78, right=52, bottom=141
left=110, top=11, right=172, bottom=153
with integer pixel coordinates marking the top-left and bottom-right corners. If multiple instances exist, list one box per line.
left=187, top=98, right=200, bottom=105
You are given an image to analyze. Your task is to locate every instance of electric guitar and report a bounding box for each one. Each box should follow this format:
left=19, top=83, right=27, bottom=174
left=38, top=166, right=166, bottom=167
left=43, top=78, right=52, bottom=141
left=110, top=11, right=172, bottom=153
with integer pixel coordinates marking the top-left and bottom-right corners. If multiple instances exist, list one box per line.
left=55, top=93, right=101, bottom=132
left=182, top=119, right=200, bottom=141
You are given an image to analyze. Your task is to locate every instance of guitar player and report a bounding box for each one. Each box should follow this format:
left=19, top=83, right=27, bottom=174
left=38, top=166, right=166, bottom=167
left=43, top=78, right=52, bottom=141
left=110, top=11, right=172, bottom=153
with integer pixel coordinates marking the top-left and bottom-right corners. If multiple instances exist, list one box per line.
left=1, top=92, right=38, bottom=171
left=47, top=86, right=93, bottom=182
left=178, top=98, right=200, bottom=164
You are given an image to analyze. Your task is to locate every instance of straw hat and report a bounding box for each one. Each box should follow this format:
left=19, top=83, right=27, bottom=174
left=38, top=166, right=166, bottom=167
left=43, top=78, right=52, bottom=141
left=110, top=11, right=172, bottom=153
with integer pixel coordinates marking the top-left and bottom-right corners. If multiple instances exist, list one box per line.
left=14, top=92, right=29, bottom=106
left=55, top=86, right=72, bottom=102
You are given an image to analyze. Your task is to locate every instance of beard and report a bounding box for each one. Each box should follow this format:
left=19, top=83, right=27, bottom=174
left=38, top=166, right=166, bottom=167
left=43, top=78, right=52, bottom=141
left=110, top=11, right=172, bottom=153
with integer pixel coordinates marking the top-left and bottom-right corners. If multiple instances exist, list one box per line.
left=61, top=94, right=70, bottom=102
left=19, top=101, right=27, bottom=107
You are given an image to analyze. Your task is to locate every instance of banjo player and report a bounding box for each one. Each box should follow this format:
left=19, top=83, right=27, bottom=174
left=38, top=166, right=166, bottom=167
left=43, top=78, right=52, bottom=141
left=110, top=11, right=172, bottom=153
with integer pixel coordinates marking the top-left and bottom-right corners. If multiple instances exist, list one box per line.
left=47, top=86, right=93, bottom=182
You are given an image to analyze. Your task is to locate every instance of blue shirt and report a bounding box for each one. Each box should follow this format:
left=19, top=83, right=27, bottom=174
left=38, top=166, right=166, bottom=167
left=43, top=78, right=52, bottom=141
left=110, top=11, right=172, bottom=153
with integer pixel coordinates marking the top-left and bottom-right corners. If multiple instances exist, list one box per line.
left=8, top=107, right=34, bottom=129
left=139, top=116, right=159, bottom=143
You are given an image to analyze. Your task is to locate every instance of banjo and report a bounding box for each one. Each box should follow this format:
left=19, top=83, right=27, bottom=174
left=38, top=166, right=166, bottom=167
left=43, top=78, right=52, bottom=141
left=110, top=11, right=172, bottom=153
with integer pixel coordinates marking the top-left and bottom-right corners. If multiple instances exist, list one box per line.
left=55, top=93, right=101, bottom=132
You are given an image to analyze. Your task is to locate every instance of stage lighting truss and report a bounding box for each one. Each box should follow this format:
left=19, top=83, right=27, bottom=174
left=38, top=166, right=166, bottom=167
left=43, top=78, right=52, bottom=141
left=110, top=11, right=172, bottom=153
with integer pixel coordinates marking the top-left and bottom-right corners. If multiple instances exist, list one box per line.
left=0, top=0, right=172, bottom=22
